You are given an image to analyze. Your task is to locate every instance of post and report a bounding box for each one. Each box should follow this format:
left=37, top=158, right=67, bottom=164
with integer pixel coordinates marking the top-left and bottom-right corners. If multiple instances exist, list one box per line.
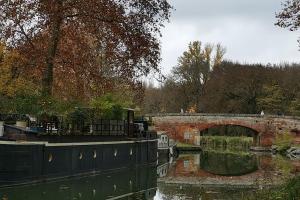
left=0, top=121, right=4, bottom=137
left=127, top=110, right=134, bottom=137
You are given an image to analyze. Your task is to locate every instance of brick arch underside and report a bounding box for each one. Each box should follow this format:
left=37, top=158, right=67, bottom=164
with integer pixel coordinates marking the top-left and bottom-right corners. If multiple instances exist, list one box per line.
left=199, top=124, right=260, bottom=146
left=155, top=120, right=274, bottom=147
left=197, top=123, right=260, bottom=135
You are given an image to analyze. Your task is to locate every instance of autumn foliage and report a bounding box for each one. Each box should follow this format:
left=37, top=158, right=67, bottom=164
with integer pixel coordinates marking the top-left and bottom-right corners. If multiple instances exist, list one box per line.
left=0, top=0, right=172, bottom=100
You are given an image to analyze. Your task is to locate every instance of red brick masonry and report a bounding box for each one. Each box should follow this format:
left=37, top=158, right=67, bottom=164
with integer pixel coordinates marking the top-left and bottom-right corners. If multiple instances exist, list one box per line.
left=150, top=114, right=300, bottom=147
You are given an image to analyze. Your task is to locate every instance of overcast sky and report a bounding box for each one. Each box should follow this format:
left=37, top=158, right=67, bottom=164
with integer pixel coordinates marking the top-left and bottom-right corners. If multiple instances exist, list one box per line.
left=159, top=0, right=300, bottom=75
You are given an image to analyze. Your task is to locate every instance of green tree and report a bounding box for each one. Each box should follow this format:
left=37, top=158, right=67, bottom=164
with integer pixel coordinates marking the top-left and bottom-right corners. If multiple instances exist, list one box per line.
left=90, top=92, right=134, bottom=119
left=289, top=94, right=300, bottom=116
left=257, top=84, right=286, bottom=114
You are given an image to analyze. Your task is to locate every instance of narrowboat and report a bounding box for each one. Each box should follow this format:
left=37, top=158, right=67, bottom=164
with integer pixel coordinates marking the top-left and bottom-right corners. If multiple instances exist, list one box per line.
left=0, top=109, right=158, bottom=187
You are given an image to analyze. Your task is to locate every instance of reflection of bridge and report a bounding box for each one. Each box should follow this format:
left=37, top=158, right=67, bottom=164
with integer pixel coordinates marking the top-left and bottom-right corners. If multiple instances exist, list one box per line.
left=146, top=113, right=300, bottom=147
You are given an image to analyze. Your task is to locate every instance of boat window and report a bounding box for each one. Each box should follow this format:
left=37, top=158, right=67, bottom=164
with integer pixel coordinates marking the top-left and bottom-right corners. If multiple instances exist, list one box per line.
left=48, top=153, right=53, bottom=162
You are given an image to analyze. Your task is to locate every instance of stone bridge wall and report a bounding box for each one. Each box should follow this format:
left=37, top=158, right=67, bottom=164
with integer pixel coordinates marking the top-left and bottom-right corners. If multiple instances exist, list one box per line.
left=147, top=113, right=300, bottom=147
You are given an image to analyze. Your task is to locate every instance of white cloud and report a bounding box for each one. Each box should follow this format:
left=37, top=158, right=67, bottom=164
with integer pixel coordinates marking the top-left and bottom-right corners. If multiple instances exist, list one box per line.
left=159, top=0, right=300, bottom=76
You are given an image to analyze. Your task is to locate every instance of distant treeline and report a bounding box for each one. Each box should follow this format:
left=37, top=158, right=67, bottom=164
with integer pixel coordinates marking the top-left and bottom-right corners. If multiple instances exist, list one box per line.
left=142, top=61, right=300, bottom=115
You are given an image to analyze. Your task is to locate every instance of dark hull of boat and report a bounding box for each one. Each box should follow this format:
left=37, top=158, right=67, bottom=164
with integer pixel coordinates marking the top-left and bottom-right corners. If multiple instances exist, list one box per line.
left=0, top=139, right=157, bottom=187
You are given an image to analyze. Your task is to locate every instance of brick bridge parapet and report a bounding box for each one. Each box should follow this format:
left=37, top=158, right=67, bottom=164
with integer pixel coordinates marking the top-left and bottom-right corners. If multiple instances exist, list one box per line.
left=146, top=113, right=300, bottom=147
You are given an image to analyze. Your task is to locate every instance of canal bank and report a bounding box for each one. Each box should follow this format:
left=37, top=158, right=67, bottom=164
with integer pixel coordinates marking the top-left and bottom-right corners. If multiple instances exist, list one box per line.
left=156, top=176, right=300, bottom=200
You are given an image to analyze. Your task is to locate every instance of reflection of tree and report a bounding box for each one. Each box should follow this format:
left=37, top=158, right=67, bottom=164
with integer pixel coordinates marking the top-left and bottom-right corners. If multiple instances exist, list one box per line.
left=200, top=151, right=258, bottom=176
left=272, top=156, right=293, bottom=178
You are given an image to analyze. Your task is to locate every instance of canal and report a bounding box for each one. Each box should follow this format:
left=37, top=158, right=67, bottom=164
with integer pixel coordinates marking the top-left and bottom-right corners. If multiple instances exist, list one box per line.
left=1, top=151, right=299, bottom=200
left=156, top=152, right=300, bottom=200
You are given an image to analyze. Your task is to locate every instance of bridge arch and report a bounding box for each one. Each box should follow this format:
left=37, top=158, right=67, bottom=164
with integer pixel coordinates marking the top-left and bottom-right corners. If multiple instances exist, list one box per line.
left=198, top=124, right=260, bottom=146
left=196, top=123, right=260, bottom=134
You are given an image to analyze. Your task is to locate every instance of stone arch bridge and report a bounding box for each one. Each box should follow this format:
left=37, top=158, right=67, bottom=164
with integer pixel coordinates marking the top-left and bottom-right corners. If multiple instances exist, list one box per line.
left=146, top=113, right=300, bottom=147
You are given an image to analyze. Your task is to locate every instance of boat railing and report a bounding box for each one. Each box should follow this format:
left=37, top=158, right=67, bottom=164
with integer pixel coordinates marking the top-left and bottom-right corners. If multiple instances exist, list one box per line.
left=0, top=114, right=29, bottom=126
left=3, top=119, right=157, bottom=139
left=1, top=111, right=157, bottom=139
left=31, top=119, right=127, bottom=136
left=90, top=120, right=126, bottom=136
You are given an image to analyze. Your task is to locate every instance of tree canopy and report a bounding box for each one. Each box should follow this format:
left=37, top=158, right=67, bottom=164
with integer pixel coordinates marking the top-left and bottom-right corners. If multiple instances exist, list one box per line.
left=171, top=41, right=226, bottom=111
left=276, top=0, right=300, bottom=46
left=142, top=40, right=300, bottom=116
left=0, top=0, right=172, bottom=97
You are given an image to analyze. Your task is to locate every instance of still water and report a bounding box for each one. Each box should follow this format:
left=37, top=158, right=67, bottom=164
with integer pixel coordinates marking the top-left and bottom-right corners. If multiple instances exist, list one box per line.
left=156, top=151, right=300, bottom=200
left=0, top=152, right=299, bottom=200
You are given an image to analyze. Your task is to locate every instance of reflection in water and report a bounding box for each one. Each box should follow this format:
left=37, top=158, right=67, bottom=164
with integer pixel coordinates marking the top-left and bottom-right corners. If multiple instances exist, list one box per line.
left=157, top=163, right=169, bottom=178
left=166, top=152, right=300, bottom=179
left=156, top=152, right=300, bottom=200
left=200, top=151, right=258, bottom=176
left=167, top=152, right=300, bottom=178
left=1, top=153, right=299, bottom=200
left=0, top=165, right=157, bottom=200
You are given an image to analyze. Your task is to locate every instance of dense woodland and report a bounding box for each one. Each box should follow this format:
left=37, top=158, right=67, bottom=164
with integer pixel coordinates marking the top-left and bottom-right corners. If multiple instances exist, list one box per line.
left=143, top=58, right=300, bottom=115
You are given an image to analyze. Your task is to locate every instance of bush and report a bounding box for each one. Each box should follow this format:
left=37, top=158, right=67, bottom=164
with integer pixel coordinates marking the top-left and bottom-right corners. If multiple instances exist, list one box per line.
left=67, top=108, right=91, bottom=123
left=200, top=136, right=253, bottom=151
left=245, top=176, right=300, bottom=200
left=274, top=132, right=293, bottom=154
left=90, top=93, right=133, bottom=120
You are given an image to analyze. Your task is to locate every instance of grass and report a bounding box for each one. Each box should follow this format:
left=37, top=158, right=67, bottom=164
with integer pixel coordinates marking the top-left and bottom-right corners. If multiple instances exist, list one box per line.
left=177, top=136, right=253, bottom=151
left=200, top=136, right=253, bottom=151
left=274, top=133, right=293, bottom=154
left=202, top=148, right=252, bottom=156
left=177, top=142, right=200, bottom=148
left=272, top=155, right=293, bottom=177
left=293, top=143, right=300, bottom=148
left=245, top=176, right=300, bottom=200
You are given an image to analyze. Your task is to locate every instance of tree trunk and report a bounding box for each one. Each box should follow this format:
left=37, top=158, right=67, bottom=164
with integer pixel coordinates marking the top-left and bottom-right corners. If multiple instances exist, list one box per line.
left=42, top=0, right=63, bottom=96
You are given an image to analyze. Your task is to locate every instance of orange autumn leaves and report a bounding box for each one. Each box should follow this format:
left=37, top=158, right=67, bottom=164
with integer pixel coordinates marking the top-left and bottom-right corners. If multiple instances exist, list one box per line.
left=0, top=43, right=37, bottom=97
